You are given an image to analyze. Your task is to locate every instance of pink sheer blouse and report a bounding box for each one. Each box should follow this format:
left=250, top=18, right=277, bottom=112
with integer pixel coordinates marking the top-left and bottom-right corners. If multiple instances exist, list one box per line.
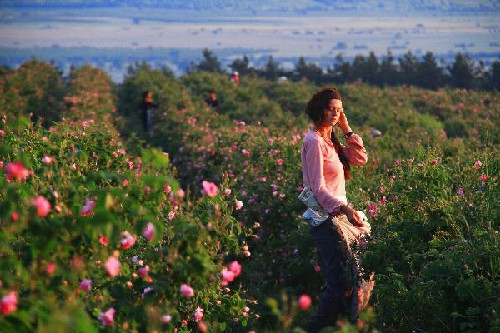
left=301, top=130, right=368, bottom=214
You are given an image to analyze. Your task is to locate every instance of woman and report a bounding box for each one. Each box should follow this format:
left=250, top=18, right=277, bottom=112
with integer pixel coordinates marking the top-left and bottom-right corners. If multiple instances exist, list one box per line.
left=300, top=88, right=369, bottom=332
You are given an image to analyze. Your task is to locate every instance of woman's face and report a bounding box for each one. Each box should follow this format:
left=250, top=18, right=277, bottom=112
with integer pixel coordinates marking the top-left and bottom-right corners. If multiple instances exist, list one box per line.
left=322, top=99, right=342, bottom=127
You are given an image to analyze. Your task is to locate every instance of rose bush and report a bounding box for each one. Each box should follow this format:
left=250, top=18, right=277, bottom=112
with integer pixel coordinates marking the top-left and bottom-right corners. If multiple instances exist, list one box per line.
left=0, top=64, right=253, bottom=332
left=132, top=68, right=498, bottom=332
left=0, top=60, right=498, bottom=332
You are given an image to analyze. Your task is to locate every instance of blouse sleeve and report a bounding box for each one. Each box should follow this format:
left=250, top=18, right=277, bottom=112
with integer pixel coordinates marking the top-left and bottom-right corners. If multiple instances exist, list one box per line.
left=303, top=137, right=345, bottom=213
left=343, top=134, right=368, bottom=166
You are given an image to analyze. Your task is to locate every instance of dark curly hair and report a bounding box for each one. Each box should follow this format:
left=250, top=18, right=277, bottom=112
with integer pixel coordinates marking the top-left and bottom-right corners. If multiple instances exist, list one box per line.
left=305, top=88, right=351, bottom=180
left=306, top=88, right=342, bottom=126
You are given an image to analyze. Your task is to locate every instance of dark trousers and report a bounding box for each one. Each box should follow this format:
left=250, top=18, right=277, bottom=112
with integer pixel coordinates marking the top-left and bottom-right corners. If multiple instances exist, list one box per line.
left=308, top=219, right=350, bottom=333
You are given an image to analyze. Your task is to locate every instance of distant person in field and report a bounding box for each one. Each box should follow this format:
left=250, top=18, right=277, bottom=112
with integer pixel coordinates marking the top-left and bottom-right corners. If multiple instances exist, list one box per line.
left=205, top=90, right=219, bottom=108
left=230, top=71, right=240, bottom=87
left=141, top=91, right=158, bottom=137
left=299, top=88, right=373, bottom=332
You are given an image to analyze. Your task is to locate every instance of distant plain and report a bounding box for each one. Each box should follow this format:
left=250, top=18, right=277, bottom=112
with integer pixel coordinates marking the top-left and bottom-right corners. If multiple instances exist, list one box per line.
left=0, top=7, right=498, bottom=79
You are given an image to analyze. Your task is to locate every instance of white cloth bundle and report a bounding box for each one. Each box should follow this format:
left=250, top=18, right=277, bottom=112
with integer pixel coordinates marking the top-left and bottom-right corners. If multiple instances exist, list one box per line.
left=298, top=186, right=329, bottom=226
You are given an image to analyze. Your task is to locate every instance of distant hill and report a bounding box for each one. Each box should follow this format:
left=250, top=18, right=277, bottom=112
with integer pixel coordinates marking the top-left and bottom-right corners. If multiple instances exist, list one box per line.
left=2, top=0, right=499, bottom=15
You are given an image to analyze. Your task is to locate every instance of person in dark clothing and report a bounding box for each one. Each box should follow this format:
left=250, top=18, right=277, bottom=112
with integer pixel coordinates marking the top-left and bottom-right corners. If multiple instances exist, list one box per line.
left=141, top=91, right=159, bottom=136
left=205, top=90, right=219, bottom=108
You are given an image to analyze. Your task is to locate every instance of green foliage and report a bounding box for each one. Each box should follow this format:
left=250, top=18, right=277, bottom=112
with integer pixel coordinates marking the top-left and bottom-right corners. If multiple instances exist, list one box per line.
left=117, top=62, right=189, bottom=136
left=189, top=48, right=223, bottom=73
left=361, top=147, right=498, bottom=332
left=0, top=63, right=252, bottom=332
left=1, top=59, right=499, bottom=332
left=65, top=65, right=116, bottom=123
left=449, top=53, right=480, bottom=90
left=1, top=59, right=64, bottom=126
left=139, top=71, right=498, bottom=332
left=180, top=72, right=294, bottom=126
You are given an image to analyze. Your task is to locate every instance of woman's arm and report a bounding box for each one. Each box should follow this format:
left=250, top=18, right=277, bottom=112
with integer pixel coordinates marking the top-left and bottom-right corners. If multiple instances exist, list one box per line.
left=343, top=134, right=368, bottom=166
left=337, top=108, right=368, bottom=166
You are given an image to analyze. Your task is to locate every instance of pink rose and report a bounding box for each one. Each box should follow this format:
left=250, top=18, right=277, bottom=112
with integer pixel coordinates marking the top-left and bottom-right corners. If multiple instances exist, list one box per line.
left=235, top=200, right=243, bottom=210
left=180, top=284, right=194, bottom=297
left=32, top=196, right=51, bottom=217
left=98, top=307, right=115, bottom=326
left=80, top=279, right=92, bottom=292
left=228, top=261, right=242, bottom=277
left=5, top=162, right=30, bottom=181
left=475, top=160, right=482, bottom=169
left=46, top=263, right=57, bottom=275
left=42, top=156, right=54, bottom=164
left=168, top=209, right=177, bottom=221
left=221, top=267, right=235, bottom=286
left=202, top=181, right=219, bottom=197
left=142, top=223, right=154, bottom=242
left=241, top=149, right=250, bottom=158
left=120, top=231, right=136, bottom=250
left=98, top=235, right=108, bottom=246
left=480, top=174, right=488, bottom=182
left=162, top=315, right=172, bottom=323
left=139, top=265, right=149, bottom=278
left=10, top=212, right=19, bottom=222
left=193, top=306, right=204, bottom=322
left=1, top=291, right=18, bottom=315
left=297, top=295, right=312, bottom=310
left=80, top=200, right=95, bottom=216
left=104, top=257, right=120, bottom=277
left=368, top=203, right=377, bottom=218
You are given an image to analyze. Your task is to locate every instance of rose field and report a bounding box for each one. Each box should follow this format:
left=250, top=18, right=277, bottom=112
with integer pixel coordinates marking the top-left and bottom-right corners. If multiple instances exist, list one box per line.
left=0, top=60, right=498, bottom=332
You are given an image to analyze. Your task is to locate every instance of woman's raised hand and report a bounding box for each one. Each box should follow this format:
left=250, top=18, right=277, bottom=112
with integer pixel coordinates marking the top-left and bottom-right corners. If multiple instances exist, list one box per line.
left=337, top=108, right=351, bottom=134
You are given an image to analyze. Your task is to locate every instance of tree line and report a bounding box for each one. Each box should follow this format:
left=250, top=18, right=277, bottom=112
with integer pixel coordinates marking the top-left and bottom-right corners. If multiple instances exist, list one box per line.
left=190, top=48, right=500, bottom=91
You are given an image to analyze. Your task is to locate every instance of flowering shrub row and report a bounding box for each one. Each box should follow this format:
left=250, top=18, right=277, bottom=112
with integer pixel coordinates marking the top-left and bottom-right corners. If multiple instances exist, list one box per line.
left=0, top=64, right=255, bottom=332
left=1, top=60, right=498, bottom=332
left=123, top=67, right=499, bottom=331
left=0, top=59, right=64, bottom=126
